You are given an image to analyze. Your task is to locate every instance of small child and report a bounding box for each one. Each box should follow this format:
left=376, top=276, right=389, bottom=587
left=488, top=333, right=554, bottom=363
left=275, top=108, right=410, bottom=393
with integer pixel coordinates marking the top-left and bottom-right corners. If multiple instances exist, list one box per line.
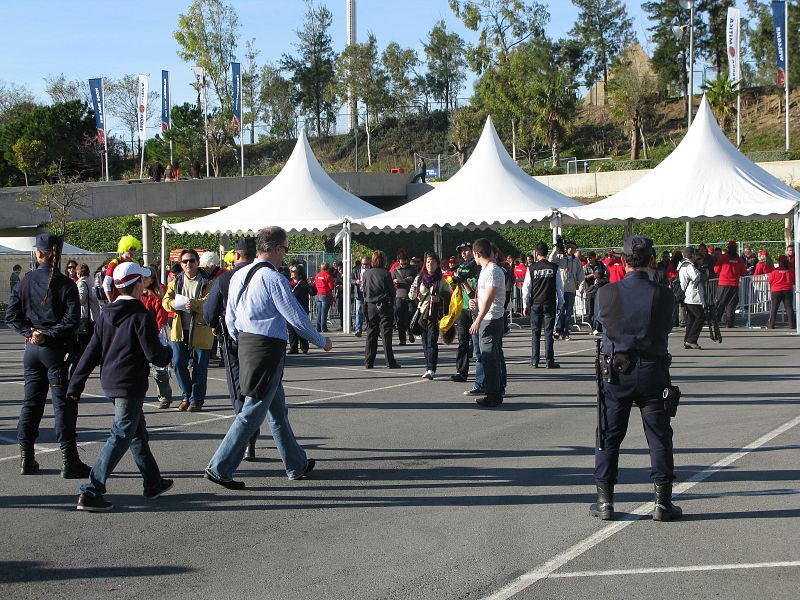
left=68, top=262, right=173, bottom=512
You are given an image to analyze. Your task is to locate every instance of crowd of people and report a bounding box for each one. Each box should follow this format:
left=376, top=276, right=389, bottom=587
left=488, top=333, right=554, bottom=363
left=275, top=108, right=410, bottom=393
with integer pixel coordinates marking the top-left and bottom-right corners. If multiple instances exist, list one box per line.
left=3, top=226, right=797, bottom=512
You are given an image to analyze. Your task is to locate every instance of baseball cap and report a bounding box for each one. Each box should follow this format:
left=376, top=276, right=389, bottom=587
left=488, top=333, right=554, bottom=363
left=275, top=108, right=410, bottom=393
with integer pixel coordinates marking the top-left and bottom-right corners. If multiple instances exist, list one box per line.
left=758, top=250, right=768, bottom=256
left=113, top=262, right=151, bottom=288
left=456, top=242, right=472, bottom=252
left=622, top=236, right=654, bottom=255
left=35, top=232, right=63, bottom=252
left=234, top=237, right=256, bottom=253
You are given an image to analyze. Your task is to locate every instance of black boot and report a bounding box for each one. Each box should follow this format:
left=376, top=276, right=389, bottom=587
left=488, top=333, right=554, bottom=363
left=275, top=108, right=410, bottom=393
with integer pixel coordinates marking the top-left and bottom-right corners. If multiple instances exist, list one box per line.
left=61, top=443, right=91, bottom=479
left=653, top=483, right=683, bottom=521
left=19, top=444, right=39, bottom=475
left=589, top=482, right=615, bottom=520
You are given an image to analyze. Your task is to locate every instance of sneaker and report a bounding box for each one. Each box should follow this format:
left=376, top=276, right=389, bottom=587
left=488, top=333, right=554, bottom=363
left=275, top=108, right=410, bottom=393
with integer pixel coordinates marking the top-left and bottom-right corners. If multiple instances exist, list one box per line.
left=592, top=329, right=600, bottom=336
left=288, top=458, right=316, bottom=481
left=354, top=330, right=362, bottom=338
left=553, top=332, right=560, bottom=340
left=464, top=386, right=484, bottom=396
left=177, top=399, right=190, bottom=411
left=76, top=493, right=113, bottom=512
left=450, top=373, right=467, bottom=382
left=204, top=468, right=246, bottom=490
left=476, top=396, right=503, bottom=408
left=144, top=478, right=174, bottom=500
left=187, top=403, right=203, bottom=412
left=422, top=370, right=434, bottom=380
left=157, top=399, right=172, bottom=409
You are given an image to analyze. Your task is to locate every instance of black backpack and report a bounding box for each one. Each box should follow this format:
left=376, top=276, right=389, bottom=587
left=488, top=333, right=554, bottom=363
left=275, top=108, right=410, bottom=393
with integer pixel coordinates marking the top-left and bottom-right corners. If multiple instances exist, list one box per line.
left=672, top=266, right=687, bottom=304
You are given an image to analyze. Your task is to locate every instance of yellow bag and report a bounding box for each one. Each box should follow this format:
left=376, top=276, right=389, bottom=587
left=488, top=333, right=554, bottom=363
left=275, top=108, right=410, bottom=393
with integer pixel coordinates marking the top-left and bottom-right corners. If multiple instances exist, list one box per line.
left=438, top=288, right=463, bottom=333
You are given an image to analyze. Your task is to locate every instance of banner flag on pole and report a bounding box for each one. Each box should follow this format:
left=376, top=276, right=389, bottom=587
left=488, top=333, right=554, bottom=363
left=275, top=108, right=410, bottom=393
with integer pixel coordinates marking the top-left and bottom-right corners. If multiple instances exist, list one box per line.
left=772, top=1, right=786, bottom=88
left=231, top=61, right=241, bottom=129
left=88, top=78, right=105, bottom=143
left=161, top=70, right=170, bottom=132
left=726, top=8, right=741, bottom=86
left=137, top=74, right=149, bottom=142
left=192, top=66, right=206, bottom=112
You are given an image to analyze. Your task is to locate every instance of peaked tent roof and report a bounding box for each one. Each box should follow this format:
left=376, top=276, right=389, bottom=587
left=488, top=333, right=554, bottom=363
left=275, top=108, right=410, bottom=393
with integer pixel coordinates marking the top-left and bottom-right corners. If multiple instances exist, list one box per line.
left=559, top=96, right=800, bottom=225
left=168, top=130, right=383, bottom=235
left=0, top=237, right=96, bottom=254
left=353, top=116, right=581, bottom=233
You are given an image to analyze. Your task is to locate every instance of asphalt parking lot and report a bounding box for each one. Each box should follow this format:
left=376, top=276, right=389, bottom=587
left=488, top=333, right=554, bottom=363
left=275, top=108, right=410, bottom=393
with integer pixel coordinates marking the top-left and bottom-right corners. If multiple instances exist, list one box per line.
left=0, top=324, right=798, bottom=600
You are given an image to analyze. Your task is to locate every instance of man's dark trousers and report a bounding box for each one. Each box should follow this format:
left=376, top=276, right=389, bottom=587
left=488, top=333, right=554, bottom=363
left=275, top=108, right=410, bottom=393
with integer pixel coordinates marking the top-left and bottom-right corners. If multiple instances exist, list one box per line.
left=529, top=303, right=556, bottom=365
left=453, top=309, right=472, bottom=378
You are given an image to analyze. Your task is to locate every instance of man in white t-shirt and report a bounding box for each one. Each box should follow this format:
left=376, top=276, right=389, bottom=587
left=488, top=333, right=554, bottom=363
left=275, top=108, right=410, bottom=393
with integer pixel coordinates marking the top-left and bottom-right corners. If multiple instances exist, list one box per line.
left=468, top=239, right=507, bottom=407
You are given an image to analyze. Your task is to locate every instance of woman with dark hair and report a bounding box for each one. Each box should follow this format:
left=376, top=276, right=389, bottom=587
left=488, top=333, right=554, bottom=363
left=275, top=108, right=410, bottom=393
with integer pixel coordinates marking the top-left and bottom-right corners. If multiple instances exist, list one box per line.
left=141, top=267, right=173, bottom=408
left=362, top=250, right=400, bottom=369
left=713, top=241, right=747, bottom=328
left=70, top=263, right=100, bottom=378
left=288, top=264, right=315, bottom=354
left=767, top=256, right=796, bottom=329
left=410, top=251, right=451, bottom=380
left=313, top=262, right=336, bottom=332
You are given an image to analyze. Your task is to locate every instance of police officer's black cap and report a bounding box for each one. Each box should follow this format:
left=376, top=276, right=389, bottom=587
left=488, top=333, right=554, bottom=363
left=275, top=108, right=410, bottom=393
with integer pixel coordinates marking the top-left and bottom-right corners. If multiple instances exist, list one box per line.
left=234, top=237, right=256, bottom=252
left=456, top=242, right=472, bottom=252
left=622, top=235, right=654, bottom=255
left=35, top=232, right=63, bottom=252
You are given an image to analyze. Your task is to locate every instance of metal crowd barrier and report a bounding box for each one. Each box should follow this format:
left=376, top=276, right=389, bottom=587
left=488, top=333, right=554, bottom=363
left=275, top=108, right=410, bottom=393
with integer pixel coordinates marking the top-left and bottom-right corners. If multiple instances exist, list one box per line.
left=705, top=275, right=786, bottom=327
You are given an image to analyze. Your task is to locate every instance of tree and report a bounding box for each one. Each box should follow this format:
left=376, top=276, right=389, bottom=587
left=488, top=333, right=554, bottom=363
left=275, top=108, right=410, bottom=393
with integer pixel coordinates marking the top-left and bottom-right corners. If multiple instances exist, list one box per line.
left=607, top=57, right=659, bottom=160
left=701, top=74, right=737, bottom=132
left=12, top=138, right=46, bottom=186
left=174, top=0, right=240, bottom=112
left=449, top=105, right=483, bottom=166
left=0, top=80, right=36, bottom=121
left=106, top=74, right=159, bottom=157
left=164, top=102, right=206, bottom=164
left=423, top=21, right=467, bottom=112
left=20, top=170, right=89, bottom=239
left=43, top=73, right=90, bottom=106
left=335, top=33, right=390, bottom=166
left=697, top=0, right=734, bottom=78
left=259, top=64, right=298, bottom=139
left=744, top=0, right=800, bottom=88
left=568, top=0, right=636, bottom=96
left=382, top=42, right=421, bottom=115
left=281, top=1, right=338, bottom=137
left=242, top=38, right=262, bottom=144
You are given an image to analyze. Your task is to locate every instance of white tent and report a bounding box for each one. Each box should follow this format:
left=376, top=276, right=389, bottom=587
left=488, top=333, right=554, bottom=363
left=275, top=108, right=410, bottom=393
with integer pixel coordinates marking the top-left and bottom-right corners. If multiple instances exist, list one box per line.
left=164, top=130, right=384, bottom=334
left=0, top=237, right=96, bottom=254
left=353, top=116, right=581, bottom=239
left=166, top=130, right=382, bottom=236
left=558, top=96, right=800, bottom=225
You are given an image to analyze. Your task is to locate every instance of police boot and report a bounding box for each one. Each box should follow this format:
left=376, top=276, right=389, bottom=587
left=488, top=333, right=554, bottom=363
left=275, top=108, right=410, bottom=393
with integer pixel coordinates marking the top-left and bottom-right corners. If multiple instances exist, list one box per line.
left=653, top=483, right=683, bottom=522
left=589, top=482, right=615, bottom=520
left=19, top=444, right=39, bottom=475
left=61, top=443, right=91, bottom=479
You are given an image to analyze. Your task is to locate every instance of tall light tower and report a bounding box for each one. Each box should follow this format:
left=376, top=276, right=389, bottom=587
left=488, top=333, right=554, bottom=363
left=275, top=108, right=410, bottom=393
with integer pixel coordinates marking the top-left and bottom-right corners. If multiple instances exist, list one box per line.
left=346, top=0, right=357, bottom=132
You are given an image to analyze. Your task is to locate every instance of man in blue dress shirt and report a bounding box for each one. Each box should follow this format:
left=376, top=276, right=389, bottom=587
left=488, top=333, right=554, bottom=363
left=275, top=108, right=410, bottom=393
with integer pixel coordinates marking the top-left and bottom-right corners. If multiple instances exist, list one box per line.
left=205, top=226, right=333, bottom=490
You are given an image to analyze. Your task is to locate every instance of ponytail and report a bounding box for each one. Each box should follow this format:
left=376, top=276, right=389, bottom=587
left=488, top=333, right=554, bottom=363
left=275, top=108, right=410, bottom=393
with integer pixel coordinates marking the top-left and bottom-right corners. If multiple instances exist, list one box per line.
left=40, top=244, right=59, bottom=306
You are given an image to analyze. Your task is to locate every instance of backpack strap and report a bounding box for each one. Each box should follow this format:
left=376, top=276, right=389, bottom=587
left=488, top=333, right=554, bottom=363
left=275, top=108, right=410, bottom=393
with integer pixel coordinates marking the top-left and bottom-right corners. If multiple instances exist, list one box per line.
left=236, top=261, right=275, bottom=305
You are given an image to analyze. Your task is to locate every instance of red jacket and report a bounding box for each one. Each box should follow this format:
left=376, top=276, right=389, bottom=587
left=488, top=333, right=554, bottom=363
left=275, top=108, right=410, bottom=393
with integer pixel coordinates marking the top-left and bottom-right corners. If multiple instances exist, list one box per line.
left=754, top=262, right=775, bottom=276
left=513, top=263, right=527, bottom=286
left=607, top=262, right=625, bottom=283
left=314, top=270, right=336, bottom=297
left=713, top=254, right=746, bottom=286
left=140, top=286, right=169, bottom=329
left=768, top=268, right=795, bottom=292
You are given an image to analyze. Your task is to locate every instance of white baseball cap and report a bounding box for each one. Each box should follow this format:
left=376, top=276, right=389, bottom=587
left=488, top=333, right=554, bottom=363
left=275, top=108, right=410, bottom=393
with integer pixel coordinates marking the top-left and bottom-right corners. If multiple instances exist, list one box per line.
left=113, top=262, right=151, bottom=288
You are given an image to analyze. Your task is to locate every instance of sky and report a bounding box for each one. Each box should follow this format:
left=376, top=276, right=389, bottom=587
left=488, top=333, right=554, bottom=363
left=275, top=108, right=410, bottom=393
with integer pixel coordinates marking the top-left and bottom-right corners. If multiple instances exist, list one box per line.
left=0, top=0, right=654, bottom=136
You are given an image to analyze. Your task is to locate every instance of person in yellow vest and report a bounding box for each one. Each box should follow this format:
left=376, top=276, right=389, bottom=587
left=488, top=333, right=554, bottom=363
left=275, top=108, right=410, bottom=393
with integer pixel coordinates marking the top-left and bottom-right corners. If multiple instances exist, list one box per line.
left=162, top=248, right=213, bottom=412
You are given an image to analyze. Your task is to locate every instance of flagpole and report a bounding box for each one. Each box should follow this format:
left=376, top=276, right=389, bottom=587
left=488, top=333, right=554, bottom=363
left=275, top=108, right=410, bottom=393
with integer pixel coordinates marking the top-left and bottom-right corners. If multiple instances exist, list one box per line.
left=168, top=74, right=173, bottom=165
left=101, top=78, right=109, bottom=181
left=203, top=81, right=209, bottom=177
left=240, top=85, right=244, bottom=177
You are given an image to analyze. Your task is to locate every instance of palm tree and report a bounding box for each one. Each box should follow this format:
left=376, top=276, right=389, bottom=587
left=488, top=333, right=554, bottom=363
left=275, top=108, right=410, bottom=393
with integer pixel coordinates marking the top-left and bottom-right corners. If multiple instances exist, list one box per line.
left=701, top=75, right=737, bottom=133
left=530, top=70, right=579, bottom=167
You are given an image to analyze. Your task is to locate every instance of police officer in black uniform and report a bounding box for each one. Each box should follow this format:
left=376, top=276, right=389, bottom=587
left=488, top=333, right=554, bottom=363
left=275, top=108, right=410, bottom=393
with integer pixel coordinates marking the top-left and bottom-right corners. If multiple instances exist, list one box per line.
left=591, top=236, right=682, bottom=522
left=203, top=237, right=260, bottom=460
left=5, top=232, right=91, bottom=478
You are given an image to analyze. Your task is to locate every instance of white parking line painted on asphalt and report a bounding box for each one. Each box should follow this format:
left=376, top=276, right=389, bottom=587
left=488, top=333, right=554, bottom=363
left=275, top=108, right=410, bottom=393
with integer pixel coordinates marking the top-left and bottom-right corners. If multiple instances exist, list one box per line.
left=290, top=378, right=428, bottom=405
left=207, top=375, right=347, bottom=396
left=549, top=561, right=800, bottom=578
left=480, top=413, right=800, bottom=600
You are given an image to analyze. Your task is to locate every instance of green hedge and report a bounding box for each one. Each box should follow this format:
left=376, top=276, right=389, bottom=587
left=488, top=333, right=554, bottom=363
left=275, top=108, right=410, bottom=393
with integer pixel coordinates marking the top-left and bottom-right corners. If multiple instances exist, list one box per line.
left=597, top=159, right=654, bottom=172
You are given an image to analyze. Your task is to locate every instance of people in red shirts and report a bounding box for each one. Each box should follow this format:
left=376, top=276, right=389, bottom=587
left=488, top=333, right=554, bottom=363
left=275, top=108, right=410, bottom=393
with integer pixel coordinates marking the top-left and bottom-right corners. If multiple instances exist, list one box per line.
left=753, top=250, right=775, bottom=276
left=314, top=263, right=336, bottom=332
left=605, top=253, right=625, bottom=283
left=767, top=256, right=796, bottom=329
left=713, top=241, right=747, bottom=328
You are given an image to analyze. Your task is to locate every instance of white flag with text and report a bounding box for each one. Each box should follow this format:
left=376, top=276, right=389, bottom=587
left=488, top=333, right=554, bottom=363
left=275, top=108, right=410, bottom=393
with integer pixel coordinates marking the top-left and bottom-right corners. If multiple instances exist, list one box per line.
left=726, top=8, right=741, bottom=85
left=138, top=74, right=149, bottom=142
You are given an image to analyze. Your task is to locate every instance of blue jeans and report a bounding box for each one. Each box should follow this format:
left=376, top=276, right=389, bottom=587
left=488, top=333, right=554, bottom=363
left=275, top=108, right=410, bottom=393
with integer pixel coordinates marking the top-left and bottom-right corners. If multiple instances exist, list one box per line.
left=171, top=342, right=209, bottom=406
left=529, top=303, right=556, bottom=364
left=556, top=292, right=576, bottom=337
left=470, top=331, right=485, bottom=390
left=354, top=296, right=365, bottom=332
left=207, top=356, right=307, bottom=480
left=479, top=317, right=506, bottom=399
left=81, top=397, right=161, bottom=497
left=316, top=296, right=331, bottom=332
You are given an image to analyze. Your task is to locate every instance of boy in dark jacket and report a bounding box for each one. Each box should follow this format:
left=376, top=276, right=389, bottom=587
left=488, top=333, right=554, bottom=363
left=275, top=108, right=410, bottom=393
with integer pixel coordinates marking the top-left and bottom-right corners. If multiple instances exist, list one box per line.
left=67, top=262, right=173, bottom=512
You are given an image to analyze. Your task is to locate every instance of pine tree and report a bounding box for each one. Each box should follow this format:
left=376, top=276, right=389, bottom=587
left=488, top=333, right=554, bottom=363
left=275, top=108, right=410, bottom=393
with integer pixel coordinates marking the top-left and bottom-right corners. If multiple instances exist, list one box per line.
left=697, top=0, right=735, bottom=77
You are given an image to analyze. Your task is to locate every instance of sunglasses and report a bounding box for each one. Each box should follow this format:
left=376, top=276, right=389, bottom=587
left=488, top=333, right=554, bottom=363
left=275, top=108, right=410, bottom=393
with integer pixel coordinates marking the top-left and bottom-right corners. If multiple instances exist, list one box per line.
left=182, top=258, right=197, bottom=264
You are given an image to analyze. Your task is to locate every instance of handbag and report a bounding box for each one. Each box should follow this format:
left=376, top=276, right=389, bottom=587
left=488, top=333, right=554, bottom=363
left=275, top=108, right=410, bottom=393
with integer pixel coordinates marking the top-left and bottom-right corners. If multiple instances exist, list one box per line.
left=409, top=307, right=425, bottom=336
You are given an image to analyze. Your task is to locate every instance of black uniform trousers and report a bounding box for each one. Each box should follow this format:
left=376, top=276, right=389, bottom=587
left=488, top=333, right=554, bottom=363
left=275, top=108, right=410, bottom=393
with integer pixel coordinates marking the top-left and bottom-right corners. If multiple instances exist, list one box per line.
left=684, top=303, right=705, bottom=344
left=364, top=301, right=397, bottom=367
left=716, top=284, right=739, bottom=327
left=529, top=303, right=556, bottom=365
left=18, top=343, right=79, bottom=448
left=453, top=309, right=473, bottom=378
left=768, top=290, right=796, bottom=329
left=595, top=359, right=675, bottom=486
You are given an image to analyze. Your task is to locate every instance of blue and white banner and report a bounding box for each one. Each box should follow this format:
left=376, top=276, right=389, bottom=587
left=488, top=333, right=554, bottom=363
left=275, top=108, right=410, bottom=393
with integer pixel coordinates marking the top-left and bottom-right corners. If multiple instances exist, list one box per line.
left=161, top=70, right=170, bottom=132
left=88, top=78, right=105, bottom=142
left=231, top=61, right=242, bottom=129
left=137, top=74, right=149, bottom=142
left=772, top=1, right=786, bottom=88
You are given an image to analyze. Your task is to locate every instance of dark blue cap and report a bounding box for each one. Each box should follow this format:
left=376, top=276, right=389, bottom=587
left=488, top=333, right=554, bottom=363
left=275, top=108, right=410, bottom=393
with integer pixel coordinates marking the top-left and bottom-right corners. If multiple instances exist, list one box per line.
left=35, top=232, right=63, bottom=252
left=622, top=236, right=654, bottom=256
left=234, top=237, right=256, bottom=252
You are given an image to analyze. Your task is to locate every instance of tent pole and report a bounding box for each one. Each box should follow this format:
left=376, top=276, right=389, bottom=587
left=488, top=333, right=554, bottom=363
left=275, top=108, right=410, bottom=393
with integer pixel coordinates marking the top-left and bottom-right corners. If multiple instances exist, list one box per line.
left=433, top=226, right=442, bottom=257
left=160, top=221, right=167, bottom=285
left=342, top=221, right=352, bottom=335
left=685, top=221, right=691, bottom=247
left=793, top=205, right=799, bottom=335
left=624, top=219, right=633, bottom=239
